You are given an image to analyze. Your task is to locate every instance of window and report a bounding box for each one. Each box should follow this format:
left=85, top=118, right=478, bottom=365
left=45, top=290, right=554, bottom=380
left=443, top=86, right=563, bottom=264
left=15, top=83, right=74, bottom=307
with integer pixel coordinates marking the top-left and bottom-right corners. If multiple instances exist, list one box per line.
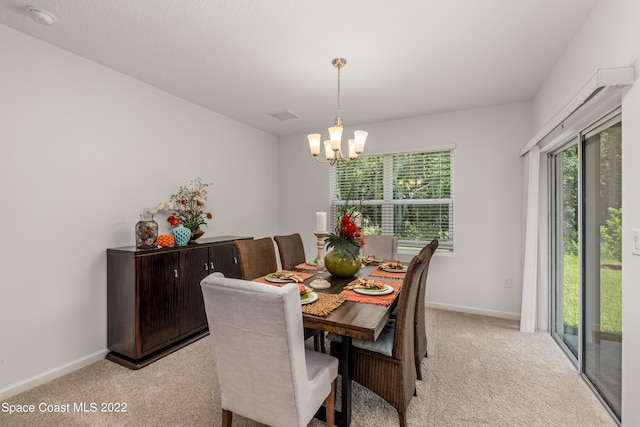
left=330, top=149, right=453, bottom=253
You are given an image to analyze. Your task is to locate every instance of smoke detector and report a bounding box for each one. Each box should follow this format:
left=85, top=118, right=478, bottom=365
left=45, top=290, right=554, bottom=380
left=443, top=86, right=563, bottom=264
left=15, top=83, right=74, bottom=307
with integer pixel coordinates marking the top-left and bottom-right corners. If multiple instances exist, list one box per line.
left=26, top=6, right=57, bottom=26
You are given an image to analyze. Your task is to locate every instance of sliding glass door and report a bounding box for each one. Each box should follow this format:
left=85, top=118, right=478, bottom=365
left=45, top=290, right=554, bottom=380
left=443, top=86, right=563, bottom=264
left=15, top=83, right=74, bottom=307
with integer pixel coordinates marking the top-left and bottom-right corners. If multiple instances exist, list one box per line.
left=551, top=142, right=580, bottom=358
left=582, top=117, right=622, bottom=419
left=550, top=112, right=622, bottom=422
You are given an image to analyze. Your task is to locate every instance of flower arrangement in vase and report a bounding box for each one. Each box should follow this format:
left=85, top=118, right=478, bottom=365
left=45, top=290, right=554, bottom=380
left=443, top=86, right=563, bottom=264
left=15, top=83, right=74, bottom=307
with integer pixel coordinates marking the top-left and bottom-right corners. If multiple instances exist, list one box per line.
left=324, top=172, right=366, bottom=277
left=166, top=178, right=213, bottom=243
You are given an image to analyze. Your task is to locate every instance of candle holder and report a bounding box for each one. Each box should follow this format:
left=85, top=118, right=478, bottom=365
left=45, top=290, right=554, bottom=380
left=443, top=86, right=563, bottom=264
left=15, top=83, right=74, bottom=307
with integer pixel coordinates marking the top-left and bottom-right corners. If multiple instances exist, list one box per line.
left=310, top=231, right=331, bottom=289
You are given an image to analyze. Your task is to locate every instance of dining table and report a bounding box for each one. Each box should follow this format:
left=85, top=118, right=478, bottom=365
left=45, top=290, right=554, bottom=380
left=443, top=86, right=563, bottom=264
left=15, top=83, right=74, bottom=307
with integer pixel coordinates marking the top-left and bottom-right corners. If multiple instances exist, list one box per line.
left=297, top=264, right=405, bottom=427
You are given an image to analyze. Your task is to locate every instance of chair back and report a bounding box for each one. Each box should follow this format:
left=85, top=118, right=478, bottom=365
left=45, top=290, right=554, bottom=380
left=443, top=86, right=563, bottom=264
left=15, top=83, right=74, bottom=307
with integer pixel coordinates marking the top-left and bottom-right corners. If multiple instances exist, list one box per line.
left=415, top=239, right=438, bottom=369
left=391, top=245, right=431, bottom=361
left=274, top=233, right=306, bottom=270
left=362, top=235, right=398, bottom=260
left=234, top=237, right=278, bottom=280
left=200, top=275, right=313, bottom=426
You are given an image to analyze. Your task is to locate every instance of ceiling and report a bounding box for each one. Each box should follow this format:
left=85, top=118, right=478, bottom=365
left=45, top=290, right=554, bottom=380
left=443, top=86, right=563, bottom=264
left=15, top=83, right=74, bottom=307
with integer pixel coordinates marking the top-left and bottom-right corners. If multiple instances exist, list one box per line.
left=0, top=0, right=598, bottom=137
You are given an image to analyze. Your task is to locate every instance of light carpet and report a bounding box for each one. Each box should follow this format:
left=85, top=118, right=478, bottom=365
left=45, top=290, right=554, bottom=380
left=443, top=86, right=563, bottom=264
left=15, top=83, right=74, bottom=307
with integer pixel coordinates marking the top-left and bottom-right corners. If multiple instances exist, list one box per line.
left=0, top=309, right=616, bottom=426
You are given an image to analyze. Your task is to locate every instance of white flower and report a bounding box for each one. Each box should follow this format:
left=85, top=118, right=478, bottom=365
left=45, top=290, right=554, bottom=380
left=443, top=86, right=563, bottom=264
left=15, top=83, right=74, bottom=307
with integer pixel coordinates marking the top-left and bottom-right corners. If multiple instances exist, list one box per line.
left=145, top=202, right=171, bottom=215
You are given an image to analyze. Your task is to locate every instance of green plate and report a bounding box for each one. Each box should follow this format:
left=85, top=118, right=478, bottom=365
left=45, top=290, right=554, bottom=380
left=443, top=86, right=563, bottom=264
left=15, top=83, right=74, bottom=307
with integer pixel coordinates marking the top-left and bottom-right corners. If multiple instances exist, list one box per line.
left=300, top=292, right=318, bottom=304
left=265, top=273, right=293, bottom=283
left=353, top=285, right=394, bottom=296
left=381, top=265, right=407, bottom=273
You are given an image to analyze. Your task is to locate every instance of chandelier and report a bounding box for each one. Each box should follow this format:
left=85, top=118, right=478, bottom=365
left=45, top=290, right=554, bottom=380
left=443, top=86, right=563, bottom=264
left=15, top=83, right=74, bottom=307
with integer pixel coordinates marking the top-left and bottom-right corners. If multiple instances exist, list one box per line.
left=308, top=58, right=368, bottom=165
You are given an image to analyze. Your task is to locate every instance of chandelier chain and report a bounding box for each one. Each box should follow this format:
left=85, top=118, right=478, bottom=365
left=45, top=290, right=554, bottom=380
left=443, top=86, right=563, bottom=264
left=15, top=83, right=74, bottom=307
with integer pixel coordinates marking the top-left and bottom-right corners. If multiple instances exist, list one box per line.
left=336, top=63, right=342, bottom=118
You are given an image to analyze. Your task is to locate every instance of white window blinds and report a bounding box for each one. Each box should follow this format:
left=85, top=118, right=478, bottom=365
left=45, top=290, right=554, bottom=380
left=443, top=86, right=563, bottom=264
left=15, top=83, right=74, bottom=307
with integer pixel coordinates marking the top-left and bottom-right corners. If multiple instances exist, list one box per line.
left=330, top=149, right=453, bottom=253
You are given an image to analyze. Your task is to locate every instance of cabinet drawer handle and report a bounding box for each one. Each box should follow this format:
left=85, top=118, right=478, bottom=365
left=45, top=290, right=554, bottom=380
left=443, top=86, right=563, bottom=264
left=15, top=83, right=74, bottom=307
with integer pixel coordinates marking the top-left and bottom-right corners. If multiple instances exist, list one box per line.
left=233, top=256, right=238, bottom=264
left=174, top=269, right=178, bottom=278
left=210, top=261, right=214, bottom=270
left=204, top=262, right=208, bottom=271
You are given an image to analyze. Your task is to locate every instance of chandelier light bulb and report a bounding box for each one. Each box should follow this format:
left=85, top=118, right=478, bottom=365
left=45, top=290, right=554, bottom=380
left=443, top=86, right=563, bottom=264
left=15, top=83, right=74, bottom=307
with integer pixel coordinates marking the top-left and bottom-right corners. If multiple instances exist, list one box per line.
left=323, top=140, right=335, bottom=160
left=308, top=134, right=321, bottom=156
left=329, top=126, right=343, bottom=144
left=354, top=130, right=368, bottom=154
left=348, top=139, right=357, bottom=159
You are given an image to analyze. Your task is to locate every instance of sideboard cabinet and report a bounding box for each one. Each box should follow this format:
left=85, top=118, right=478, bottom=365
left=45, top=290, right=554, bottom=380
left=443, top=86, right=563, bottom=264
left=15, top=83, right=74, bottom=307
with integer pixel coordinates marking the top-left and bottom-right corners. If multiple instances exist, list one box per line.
left=106, top=235, right=251, bottom=369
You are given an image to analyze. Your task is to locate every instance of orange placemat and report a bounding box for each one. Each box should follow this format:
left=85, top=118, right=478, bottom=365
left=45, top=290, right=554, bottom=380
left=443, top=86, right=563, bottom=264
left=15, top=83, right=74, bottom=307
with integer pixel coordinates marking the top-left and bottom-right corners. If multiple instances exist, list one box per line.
left=368, top=268, right=406, bottom=280
left=294, top=262, right=320, bottom=271
left=253, top=270, right=314, bottom=286
left=301, top=293, right=346, bottom=316
left=339, top=280, right=402, bottom=306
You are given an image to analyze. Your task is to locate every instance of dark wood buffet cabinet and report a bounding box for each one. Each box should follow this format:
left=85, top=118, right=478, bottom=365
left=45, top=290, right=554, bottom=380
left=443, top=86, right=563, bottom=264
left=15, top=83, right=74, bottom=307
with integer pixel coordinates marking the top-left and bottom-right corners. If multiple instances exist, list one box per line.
left=106, top=235, right=251, bottom=369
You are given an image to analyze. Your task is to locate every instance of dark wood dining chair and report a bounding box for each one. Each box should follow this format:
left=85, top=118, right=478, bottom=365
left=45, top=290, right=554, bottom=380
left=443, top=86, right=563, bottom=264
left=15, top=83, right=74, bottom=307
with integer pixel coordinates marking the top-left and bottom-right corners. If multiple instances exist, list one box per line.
left=329, top=241, right=436, bottom=427
left=414, top=239, right=438, bottom=380
left=274, top=233, right=307, bottom=270
left=274, top=233, right=326, bottom=353
left=234, top=237, right=278, bottom=280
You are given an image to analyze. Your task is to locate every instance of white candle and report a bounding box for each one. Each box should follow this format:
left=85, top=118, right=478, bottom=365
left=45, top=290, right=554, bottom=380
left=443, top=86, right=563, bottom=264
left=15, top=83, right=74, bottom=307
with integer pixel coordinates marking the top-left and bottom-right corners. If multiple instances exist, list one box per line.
left=316, top=212, right=327, bottom=232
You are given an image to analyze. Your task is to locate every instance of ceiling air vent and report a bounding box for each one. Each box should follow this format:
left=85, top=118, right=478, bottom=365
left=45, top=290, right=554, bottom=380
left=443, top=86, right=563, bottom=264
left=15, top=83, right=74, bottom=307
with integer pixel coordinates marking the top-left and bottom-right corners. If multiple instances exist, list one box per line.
left=266, top=110, right=299, bottom=121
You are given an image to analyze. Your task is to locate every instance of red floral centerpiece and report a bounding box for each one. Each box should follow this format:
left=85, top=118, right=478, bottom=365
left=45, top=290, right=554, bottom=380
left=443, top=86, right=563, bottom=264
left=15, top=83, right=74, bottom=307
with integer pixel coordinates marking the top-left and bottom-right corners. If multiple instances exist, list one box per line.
left=324, top=173, right=366, bottom=277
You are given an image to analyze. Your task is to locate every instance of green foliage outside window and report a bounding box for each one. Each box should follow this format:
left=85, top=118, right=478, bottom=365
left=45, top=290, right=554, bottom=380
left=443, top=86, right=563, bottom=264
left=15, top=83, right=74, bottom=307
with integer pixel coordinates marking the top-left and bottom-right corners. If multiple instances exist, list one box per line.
left=332, top=150, right=453, bottom=251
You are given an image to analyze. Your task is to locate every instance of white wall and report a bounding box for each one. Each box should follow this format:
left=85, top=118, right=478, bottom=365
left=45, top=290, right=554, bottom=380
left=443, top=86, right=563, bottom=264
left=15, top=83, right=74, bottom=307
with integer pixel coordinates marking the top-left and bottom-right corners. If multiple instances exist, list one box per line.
left=0, top=25, right=279, bottom=397
left=279, top=102, right=529, bottom=319
left=530, top=1, right=640, bottom=424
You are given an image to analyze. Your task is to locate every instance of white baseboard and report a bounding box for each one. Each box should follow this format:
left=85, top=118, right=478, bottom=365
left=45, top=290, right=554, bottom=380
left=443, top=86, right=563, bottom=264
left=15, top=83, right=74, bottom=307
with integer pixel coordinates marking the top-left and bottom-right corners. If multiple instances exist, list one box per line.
left=425, top=301, right=521, bottom=321
left=0, top=349, right=109, bottom=400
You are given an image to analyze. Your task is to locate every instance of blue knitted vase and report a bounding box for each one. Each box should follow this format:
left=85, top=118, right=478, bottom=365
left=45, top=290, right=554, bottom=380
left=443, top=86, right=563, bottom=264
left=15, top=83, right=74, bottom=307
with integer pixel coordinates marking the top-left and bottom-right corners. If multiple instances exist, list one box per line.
left=170, top=224, right=191, bottom=246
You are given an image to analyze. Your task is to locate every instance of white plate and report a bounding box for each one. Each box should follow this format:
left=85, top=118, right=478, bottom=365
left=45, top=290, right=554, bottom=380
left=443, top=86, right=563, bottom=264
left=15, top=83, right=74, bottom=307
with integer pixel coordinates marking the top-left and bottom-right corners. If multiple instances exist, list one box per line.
left=352, top=284, right=394, bottom=296
left=300, top=292, right=318, bottom=305
left=265, top=274, right=293, bottom=283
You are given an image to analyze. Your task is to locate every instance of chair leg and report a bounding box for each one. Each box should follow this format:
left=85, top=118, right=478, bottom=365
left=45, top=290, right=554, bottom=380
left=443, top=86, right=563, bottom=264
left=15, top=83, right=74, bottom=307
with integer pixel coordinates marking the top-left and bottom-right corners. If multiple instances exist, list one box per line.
left=416, top=360, right=423, bottom=381
left=398, top=410, right=407, bottom=427
left=314, top=331, right=326, bottom=353
left=222, top=409, right=233, bottom=427
left=325, top=379, right=336, bottom=427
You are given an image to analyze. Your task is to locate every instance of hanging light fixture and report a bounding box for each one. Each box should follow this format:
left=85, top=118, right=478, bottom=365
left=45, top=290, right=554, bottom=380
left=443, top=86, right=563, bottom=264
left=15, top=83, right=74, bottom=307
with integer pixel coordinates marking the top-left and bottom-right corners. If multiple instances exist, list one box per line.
left=308, top=58, right=368, bottom=165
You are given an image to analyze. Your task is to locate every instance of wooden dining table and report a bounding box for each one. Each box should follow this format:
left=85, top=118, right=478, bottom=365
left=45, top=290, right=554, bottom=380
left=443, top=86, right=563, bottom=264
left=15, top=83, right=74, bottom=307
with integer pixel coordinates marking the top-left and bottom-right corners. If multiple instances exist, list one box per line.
left=298, top=265, right=402, bottom=427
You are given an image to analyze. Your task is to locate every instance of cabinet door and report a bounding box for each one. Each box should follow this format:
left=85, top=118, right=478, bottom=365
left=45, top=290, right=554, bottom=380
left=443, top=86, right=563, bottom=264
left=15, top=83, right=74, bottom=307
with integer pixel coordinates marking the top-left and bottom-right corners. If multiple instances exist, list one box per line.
left=178, top=247, right=209, bottom=336
left=138, top=252, right=180, bottom=355
left=209, top=243, right=241, bottom=278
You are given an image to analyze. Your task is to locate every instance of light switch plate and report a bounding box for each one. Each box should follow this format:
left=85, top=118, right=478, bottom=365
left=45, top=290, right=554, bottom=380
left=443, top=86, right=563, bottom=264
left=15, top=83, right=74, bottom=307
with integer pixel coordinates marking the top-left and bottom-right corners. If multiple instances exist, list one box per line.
left=633, top=229, right=640, bottom=255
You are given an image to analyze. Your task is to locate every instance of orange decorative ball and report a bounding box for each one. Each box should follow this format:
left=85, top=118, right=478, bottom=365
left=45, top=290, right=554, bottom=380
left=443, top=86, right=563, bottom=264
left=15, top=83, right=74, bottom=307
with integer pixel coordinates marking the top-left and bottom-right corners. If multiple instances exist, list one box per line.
left=157, top=234, right=174, bottom=247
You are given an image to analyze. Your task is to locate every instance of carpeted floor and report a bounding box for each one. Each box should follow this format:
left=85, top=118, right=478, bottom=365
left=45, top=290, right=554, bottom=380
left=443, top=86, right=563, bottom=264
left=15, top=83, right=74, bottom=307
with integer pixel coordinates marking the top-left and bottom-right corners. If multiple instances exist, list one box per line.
left=0, top=309, right=617, bottom=426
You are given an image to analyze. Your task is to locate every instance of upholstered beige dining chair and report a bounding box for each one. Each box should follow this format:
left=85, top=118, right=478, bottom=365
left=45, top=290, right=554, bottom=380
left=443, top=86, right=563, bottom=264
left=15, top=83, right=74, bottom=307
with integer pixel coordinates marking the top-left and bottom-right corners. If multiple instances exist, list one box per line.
left=329, top=240, right=437, bottom=427
left=201, top=273, right=338, bottom=427
left=362, top=235, right=398, bottom=260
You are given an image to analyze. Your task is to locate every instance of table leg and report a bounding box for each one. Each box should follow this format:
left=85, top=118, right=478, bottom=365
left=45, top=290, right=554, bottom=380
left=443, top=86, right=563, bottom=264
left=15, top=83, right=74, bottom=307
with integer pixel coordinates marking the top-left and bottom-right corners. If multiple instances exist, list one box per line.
left=340, top=336, right=352, bottom=427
